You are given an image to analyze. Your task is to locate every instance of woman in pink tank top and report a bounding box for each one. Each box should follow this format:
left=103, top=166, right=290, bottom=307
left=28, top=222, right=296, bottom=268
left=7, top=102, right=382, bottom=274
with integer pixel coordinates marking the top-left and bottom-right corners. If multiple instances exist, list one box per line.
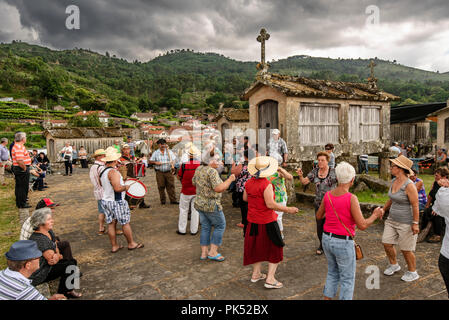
left=316, top=162, right=383, bottom=300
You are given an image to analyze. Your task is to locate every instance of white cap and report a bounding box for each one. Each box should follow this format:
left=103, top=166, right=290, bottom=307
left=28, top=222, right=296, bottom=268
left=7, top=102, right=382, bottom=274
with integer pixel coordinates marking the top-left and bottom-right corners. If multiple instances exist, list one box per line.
left=272, top=129, right=280, bottom=135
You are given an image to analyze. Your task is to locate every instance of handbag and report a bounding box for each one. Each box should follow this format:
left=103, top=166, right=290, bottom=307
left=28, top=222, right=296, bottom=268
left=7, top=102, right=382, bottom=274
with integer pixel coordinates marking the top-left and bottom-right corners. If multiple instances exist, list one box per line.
left=327, top=192, right=364, bottom=260
left=64, top=155, right=71, bottom=160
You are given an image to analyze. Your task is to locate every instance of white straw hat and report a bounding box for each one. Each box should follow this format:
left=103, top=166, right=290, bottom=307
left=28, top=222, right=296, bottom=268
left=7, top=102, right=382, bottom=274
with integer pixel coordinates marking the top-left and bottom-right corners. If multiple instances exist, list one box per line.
left=101, top=148, right=121, bottom=162
left=248, top=156, right=278, bottom=178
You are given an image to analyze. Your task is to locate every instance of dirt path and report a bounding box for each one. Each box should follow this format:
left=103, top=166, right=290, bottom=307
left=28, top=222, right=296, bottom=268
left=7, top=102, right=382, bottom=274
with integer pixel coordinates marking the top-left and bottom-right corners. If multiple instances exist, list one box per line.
left=30, top=166, right=447, bottom=300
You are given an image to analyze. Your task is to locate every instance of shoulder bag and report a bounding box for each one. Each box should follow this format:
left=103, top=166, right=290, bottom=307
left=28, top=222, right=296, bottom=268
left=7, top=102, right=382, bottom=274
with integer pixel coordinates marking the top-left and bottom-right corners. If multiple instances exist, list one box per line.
left=327, top=192, right=364, bottom=260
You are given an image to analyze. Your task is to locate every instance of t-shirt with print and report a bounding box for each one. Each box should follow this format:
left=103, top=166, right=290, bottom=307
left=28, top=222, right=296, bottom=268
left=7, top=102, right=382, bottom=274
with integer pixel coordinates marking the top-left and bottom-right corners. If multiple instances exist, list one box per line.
left=268, top=172, right=287, bottom=203
left=307, top=167, right=338, bottom=208
left=192, top=165, right=223, bottom=212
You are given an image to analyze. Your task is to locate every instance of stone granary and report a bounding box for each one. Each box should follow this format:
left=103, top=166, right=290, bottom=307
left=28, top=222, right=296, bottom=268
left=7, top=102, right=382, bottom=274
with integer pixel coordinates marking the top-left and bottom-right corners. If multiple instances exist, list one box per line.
left=241, top=29, right=400, bottom=179
left=43, top=127, right=125, bottom=162
left=242, top=73, right=400, bottom=169
left=215, top=108, right=250, bottom=145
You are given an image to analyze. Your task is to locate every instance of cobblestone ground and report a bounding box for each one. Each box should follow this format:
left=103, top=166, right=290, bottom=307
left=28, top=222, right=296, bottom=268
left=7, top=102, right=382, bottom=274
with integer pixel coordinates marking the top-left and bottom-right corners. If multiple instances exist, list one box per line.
left=30, top=167, right=447, bottom=300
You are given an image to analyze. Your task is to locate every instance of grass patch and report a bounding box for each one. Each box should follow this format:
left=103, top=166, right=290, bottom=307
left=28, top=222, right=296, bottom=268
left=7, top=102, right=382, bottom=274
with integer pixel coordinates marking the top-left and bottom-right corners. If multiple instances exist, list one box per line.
left=0, top=178, right=20, bottom=269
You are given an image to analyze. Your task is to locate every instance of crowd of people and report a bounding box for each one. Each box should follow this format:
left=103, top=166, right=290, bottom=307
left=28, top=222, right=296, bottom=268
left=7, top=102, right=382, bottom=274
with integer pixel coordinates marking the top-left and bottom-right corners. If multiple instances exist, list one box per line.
left=1, top=129, right=449, bottom=301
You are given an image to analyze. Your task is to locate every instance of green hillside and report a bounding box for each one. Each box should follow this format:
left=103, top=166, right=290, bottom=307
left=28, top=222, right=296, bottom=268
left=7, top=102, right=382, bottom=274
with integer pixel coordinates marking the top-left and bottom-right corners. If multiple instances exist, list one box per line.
left=1, top=41, right=449, bottom=117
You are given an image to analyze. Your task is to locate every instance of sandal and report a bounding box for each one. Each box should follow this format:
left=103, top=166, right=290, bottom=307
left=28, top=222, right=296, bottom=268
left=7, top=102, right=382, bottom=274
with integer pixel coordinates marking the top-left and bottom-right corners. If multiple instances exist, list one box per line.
left=427, top=235, right=441, bottom=243
left=251, top=273, right=267, bottom=283
left=200, top=256, right=208, bottom=260
left=65, top=290, right=82, bottom=299
left=116, top=230, right=124, bottom=235
left=98, top=228, right=106, bottom=235
left=264, top=281, right=283, bottom=289
left=111, top=246, right=124, bottom=253
left=128, top=243, right=144, bottom=250
left=207, top=253, right=225, bottom=262
left=316, top=248, right=323, bottom=255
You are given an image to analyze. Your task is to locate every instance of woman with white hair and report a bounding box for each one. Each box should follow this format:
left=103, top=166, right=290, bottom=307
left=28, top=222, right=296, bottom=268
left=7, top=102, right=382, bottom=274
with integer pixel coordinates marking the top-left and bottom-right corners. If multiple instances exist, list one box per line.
left=316, top=162, right=383, bottom=300
left=28, top=208, right=82, bottom=298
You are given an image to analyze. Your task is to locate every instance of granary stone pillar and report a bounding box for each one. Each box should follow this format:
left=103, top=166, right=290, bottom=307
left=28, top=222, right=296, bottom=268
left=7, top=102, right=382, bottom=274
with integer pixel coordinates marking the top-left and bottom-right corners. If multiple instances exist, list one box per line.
left=379, top=150, right=391, bottom=181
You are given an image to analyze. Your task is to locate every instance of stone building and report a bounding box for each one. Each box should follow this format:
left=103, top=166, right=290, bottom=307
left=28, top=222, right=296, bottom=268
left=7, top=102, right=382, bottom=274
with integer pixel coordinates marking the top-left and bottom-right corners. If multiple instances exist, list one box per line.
left=215, top=108, right=250, bottom=145
left=428, top=99, right=449, bottom=149
left=242, top=73, right=399, bottom=168
left=43, top=127, right=125, bottom=162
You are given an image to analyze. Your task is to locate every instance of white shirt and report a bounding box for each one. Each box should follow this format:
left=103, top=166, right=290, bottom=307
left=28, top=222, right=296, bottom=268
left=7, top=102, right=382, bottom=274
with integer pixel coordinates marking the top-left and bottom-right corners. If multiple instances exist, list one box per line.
left=100, top=167, right=125, bottom=201
left=61, top=146, right=73, bottom=161
left=89, top=161, right=104, bottom=200
left=432, top=187, right=449, bottom=259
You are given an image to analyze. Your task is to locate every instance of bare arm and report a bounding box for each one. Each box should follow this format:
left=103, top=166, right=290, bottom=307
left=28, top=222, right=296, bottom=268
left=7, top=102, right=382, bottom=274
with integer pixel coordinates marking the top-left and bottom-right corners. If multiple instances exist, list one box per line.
left=277, top=167, right=293, bottom=181
left=231, top=162, right=242, bottom=176
left=350, top=195, right=381, bottom=230
left=406, top=183, right=420, bottom=231
left=296, top=168, right=311, bottom=185
left=214, top=174, right=236, bottom=193
left=42, top=249, right=61, bottom=266
left=263, top=184, right=298, bottom=214
left=108, top=169, right=129, bottom=193
left=316, top=200, right=325, bottom=220
left=243, top=190, right=248, bottom=202
left=382, top=199, right=393, bottom=212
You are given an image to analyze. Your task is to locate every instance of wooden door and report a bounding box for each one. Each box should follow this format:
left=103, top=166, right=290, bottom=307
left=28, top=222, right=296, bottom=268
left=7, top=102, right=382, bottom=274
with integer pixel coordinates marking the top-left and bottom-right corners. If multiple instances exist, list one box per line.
left=258, top=100, right=278, bottom=143
left=445, top=117, right=449, bottom=143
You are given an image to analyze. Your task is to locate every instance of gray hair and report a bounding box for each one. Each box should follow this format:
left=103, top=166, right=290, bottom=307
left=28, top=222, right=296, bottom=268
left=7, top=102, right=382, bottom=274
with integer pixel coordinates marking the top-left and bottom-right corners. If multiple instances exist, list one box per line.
left=14, top=132, right=26, bottom=142
left=0, top=137, right=8, bottom=144
left=335, top=162, right=356, bottom=184
left=30, top=207, right=52, bottom=231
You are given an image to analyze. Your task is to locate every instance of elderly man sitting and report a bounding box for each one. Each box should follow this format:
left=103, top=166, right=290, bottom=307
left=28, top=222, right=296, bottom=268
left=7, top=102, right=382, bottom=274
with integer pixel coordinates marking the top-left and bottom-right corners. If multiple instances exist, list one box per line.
left=0, top=240, right=66, bottom=300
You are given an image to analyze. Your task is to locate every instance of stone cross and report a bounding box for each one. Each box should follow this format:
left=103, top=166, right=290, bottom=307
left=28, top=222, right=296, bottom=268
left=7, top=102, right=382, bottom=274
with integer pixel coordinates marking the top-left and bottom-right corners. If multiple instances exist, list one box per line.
left=257, top=28, right=270, bottom=68
left=368, top=60, right=377, bottom=79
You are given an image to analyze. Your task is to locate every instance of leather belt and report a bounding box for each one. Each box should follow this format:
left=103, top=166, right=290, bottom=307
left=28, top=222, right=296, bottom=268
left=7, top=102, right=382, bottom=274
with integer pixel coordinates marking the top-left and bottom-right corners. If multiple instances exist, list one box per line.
left=324, top=231, right=351, bottom=240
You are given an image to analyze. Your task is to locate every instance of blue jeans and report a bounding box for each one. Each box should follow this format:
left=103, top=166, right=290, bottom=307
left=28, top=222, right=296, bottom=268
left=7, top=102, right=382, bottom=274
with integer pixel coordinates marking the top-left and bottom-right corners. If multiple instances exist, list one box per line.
left=322, top=233, right=356, bottom=300
left=198, top=206, right=226, bottom=246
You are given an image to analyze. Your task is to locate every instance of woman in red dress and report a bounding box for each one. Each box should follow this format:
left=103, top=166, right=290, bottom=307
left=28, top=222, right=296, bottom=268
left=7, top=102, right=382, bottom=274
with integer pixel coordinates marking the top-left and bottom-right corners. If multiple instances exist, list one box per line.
left=243, top=156, right=299, bottom=289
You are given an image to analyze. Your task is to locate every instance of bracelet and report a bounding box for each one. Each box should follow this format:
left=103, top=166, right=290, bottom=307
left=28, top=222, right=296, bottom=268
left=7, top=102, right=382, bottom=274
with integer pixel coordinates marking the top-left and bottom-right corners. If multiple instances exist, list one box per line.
left=412, top=221, right=419, bottom=225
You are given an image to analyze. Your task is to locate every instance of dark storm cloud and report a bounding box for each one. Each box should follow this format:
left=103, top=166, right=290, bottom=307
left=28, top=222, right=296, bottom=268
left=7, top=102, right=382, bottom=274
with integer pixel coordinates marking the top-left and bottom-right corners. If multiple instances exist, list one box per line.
left=3, top=0, right=449, bottom=65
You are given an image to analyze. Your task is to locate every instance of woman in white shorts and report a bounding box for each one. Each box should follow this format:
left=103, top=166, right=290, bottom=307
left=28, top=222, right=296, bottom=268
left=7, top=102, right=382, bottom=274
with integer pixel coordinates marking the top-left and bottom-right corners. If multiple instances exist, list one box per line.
left=380, top=155, right=420, bottom=282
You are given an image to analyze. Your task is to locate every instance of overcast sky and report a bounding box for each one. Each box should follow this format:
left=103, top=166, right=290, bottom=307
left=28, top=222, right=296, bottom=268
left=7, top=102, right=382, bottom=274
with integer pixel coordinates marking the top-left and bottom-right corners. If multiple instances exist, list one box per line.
left=1, top=0, right=449, bottom=72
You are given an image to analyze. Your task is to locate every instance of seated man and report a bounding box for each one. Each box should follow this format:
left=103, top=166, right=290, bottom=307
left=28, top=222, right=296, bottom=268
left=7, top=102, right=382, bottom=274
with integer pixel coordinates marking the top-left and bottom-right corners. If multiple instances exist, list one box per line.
left=30, top=164, right=46, bottom=191
left=0, top=240, right=66, bottom=300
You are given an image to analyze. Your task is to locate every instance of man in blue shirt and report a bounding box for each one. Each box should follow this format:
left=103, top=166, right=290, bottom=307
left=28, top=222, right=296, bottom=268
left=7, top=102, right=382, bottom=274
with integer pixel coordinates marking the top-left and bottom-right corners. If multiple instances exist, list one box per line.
left=0, top=137, right=10, bottom=186
left=149, top=139, right=178, bottom=205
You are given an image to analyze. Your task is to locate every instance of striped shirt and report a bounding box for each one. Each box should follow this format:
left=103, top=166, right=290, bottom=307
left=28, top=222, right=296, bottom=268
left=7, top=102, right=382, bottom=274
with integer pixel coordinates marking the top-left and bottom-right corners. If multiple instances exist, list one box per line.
left=150, top=149, right=177, bottom=172
left=11, top=142, right=31, bottom=166
left=0, top=268, right=46, bottom=300
left=89, top=161, right=105, bottom=200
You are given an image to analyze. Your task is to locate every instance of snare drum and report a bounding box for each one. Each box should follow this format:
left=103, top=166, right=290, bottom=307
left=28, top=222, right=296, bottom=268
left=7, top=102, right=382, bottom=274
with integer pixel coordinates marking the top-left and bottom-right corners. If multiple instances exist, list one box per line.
left=124, top=178, right=147, bottom=199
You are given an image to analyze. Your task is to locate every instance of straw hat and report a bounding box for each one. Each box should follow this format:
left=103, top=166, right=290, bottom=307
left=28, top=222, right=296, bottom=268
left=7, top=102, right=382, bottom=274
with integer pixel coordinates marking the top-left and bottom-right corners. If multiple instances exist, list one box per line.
left=188, top=145, right=200, bottom=157
left=101, top=148, right=121, bottom=162
left=93, top=149, right=106, bottom=157
left=389, top=155, right=413, bottom=175
left=121, top=144, right=130, bottom=149
left=248, top=156, right=278, bottom=178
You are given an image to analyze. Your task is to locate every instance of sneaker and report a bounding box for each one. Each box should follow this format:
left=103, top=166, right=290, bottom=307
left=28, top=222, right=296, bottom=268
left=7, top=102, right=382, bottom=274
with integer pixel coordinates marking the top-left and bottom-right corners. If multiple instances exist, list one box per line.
left=401, top=271, right=420, bottom=282
left=384, top=264, right=401, bottom=276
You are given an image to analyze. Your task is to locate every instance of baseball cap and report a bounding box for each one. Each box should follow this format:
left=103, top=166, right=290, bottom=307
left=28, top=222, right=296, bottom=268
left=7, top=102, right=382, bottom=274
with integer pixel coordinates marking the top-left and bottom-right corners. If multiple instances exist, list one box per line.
left=35, top=198, right=60, bottom=210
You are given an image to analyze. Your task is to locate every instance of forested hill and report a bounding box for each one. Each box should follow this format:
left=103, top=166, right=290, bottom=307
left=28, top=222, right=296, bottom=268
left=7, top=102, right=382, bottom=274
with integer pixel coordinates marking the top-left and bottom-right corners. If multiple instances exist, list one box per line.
left=1, top=41, right=449, bottom=117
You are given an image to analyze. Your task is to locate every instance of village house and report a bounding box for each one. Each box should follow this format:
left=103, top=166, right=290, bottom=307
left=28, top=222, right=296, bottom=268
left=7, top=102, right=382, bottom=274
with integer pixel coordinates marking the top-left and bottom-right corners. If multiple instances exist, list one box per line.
left=182, top=119, right=202, bottom=128
left=49, top=119, right=69, bottom=128
left=43, top=127, right=125, bottom=162
left=75, top=110, right=110, bottom=126
left=215, top=108, right=250, bottom=145
left=178, top=114, right=194, bottom=121
left=131, top=112, right=155, bottom=122
left=428, top=99, right=449, bottom=150
left=0, top=97, right=13, bottom=102
left=53, top=105, right=66, bottom=112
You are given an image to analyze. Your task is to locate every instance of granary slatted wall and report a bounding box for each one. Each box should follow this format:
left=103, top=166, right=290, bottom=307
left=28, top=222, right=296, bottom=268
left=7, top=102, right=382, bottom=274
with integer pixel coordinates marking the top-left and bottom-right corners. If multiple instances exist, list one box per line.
left=391, top=122, right=430, bottom=145
left=298, top=102, right=340, bottom=145
left=349, top=105, right=381, bottom=143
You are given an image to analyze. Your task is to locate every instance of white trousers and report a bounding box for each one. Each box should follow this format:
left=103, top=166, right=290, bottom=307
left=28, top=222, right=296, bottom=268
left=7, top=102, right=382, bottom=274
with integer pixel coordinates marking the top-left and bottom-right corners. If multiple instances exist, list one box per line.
left=178, top=193, right=199, bottom=234
left=275, top=200, right=287, bottom=231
